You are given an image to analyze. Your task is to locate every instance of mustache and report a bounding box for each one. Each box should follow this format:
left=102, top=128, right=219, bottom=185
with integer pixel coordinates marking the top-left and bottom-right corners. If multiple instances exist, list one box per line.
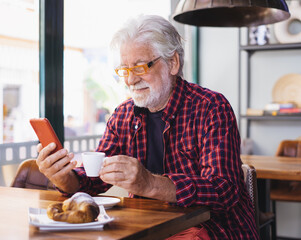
left=129, top=82, right=150, bottom=90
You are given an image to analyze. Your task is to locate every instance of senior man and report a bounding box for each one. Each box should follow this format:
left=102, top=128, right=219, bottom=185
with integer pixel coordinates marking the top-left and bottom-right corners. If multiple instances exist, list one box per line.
left=36, top=15, right=259, bottom=239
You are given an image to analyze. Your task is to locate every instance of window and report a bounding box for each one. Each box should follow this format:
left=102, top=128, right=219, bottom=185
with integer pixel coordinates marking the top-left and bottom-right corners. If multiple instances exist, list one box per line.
left=0, top=0, right=199, bottom=186
left=0, top=0, right=40, bottom=186
left=0, top=0, right=39, bottom=144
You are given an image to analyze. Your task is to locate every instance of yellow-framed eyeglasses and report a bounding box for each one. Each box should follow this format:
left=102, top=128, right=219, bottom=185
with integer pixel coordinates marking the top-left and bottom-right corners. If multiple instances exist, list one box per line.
left=115, top=56, right=161, bottom=77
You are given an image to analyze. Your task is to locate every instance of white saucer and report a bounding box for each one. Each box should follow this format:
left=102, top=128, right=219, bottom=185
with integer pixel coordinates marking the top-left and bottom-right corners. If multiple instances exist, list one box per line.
left=93, top=196, right=121, bottom=209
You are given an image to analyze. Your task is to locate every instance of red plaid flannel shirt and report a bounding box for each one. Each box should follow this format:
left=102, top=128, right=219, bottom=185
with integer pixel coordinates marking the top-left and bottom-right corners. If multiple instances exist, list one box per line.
left=72, top=77, right=259, bottom=239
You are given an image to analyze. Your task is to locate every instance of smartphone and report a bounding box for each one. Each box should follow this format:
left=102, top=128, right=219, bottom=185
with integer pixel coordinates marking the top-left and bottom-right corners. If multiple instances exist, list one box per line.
left=30, top=118, right=63, bottom=153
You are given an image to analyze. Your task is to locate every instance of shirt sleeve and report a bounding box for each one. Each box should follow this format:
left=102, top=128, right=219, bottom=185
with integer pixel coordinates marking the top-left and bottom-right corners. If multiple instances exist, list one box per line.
left=165, top=102, right=242, bottom=211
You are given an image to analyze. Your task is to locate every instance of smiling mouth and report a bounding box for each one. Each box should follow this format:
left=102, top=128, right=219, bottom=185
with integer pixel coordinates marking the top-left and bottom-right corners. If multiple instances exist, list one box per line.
left=133, top=87, right=148, bottom=92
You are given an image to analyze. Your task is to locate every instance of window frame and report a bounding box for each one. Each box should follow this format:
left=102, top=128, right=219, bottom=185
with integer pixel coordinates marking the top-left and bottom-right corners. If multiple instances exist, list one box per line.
left=39, top=0, right=64, bottom=144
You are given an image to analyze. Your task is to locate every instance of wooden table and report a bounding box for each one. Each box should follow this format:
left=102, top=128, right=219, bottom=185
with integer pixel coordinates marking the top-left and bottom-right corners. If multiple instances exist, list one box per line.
left=0, top=187, right=210, bottom=240
left=241, top=154, right=301, bottom=239
left=241, top=154, right=301, bottom=204
left=241, top=154, right=301, bottom=181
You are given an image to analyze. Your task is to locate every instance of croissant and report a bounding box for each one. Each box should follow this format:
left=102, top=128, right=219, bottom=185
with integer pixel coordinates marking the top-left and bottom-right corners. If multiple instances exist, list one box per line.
left=47, top=192, right=100, bottom=223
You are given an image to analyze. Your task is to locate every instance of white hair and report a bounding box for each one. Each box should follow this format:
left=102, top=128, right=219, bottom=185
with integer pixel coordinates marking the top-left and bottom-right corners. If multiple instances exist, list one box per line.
left=111, top=15, right=184, bottom=77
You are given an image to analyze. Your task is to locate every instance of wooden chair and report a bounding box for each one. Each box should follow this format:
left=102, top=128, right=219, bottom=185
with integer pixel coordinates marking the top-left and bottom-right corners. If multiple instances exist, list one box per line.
left=242, top=164, right=276, bottom=239
left=10, top=159, right=55, bottom=190
left=242, top=164, right=260, bottom=232
left=274, top=140, right=301, bottom=196
left=272, top=140, right=301, bottom=202
left=269, top=140, right=301, bottom=239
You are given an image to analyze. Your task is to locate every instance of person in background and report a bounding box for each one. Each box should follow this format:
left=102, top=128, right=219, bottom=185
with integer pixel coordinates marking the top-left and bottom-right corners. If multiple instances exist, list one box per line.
left=64, top=115, right=77, bottom=137
left=36, top=15, right=259, bottom=239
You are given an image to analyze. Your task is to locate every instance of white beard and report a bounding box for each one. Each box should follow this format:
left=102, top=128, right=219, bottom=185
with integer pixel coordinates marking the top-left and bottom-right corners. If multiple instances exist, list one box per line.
left=129, top=73, right=173, bottom=110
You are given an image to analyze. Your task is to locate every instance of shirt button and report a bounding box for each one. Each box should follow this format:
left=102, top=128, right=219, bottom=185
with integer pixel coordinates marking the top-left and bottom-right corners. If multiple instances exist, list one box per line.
left=172, top=115, right=175, bottom=119
left=135, top=125, right=138, bottom=130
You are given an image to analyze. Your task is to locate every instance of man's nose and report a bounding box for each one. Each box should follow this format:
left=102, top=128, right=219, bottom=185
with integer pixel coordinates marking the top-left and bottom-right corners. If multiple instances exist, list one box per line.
left=127, top=71, right=139, bottom=85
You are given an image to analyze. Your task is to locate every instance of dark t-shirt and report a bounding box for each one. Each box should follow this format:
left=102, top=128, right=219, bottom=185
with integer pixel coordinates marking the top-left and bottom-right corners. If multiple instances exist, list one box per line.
left=146, top=109, right=165, bottom=174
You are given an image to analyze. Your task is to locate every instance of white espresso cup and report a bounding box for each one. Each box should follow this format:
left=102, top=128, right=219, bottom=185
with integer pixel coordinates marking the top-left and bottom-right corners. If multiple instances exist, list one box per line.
left=82, top=152, right=105, bottom=177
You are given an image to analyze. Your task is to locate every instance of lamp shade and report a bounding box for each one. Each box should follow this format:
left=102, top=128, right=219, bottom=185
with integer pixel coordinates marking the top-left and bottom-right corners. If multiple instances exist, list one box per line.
left=173, top=0, right=290, bottom=27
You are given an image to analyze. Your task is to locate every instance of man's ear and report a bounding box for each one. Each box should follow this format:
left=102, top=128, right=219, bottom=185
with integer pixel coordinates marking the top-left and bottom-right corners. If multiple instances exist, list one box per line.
left=170, top=52, right=180, bottom=76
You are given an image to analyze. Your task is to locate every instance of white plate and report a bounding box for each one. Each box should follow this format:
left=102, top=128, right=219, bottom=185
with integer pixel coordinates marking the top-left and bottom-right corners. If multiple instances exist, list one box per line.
left=28, top=207, right=114, bottom=231
left=93, top=197, right=121, bottom=209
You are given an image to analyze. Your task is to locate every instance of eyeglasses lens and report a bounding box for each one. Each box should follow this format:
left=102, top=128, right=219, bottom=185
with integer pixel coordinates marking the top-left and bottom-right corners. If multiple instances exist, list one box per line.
left=132, top=66, right=145, bottom=74
left=117, top=69, right=128, bottom=77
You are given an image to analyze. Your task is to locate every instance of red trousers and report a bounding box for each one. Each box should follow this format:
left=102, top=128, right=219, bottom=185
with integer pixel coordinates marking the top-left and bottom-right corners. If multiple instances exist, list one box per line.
left=166, top=227, right=210, bottom=240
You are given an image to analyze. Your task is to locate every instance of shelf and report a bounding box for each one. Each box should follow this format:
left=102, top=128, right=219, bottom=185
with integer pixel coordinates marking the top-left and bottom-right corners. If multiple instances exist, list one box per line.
left=240, top=42, right=301, bottom=52
left=238, top=27, right=301, bottom=138
left=240, top=115, right=301, bottom=121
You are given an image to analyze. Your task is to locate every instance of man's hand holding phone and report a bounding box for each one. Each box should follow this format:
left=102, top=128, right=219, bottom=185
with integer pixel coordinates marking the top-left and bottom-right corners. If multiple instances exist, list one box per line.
left=36, top=141, right=79, bottom=193
left=30, top=118, right=80, bottom=193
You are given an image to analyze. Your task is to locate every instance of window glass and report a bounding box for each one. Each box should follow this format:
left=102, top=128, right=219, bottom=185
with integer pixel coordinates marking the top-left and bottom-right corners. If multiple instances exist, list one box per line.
left=0, top=0, right=39, bottom=143
left=63, top=0, right=171, bottom=138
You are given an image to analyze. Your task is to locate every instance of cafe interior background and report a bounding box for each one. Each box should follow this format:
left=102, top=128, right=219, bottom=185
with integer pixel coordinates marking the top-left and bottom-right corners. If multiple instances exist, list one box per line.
left=0, top=0, right=301, bottom=238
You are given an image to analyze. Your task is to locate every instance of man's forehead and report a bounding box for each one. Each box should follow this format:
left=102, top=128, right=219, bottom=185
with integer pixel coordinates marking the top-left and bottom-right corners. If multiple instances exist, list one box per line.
left=120, top=47, right=155, bottom=65
left=120, top=41, right=154, bottom=55
left=120, top=56, right=148, bottom=65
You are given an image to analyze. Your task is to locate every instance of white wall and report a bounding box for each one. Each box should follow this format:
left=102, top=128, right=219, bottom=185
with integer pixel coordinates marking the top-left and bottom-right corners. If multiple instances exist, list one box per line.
left=199, top=27, right=239, bottom=116
left=199, top=27, right=301, bottom=238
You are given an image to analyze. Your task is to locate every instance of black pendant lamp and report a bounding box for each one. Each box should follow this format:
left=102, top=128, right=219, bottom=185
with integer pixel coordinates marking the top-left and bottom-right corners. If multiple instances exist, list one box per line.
left=173, top=0, right=291, bottom=27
